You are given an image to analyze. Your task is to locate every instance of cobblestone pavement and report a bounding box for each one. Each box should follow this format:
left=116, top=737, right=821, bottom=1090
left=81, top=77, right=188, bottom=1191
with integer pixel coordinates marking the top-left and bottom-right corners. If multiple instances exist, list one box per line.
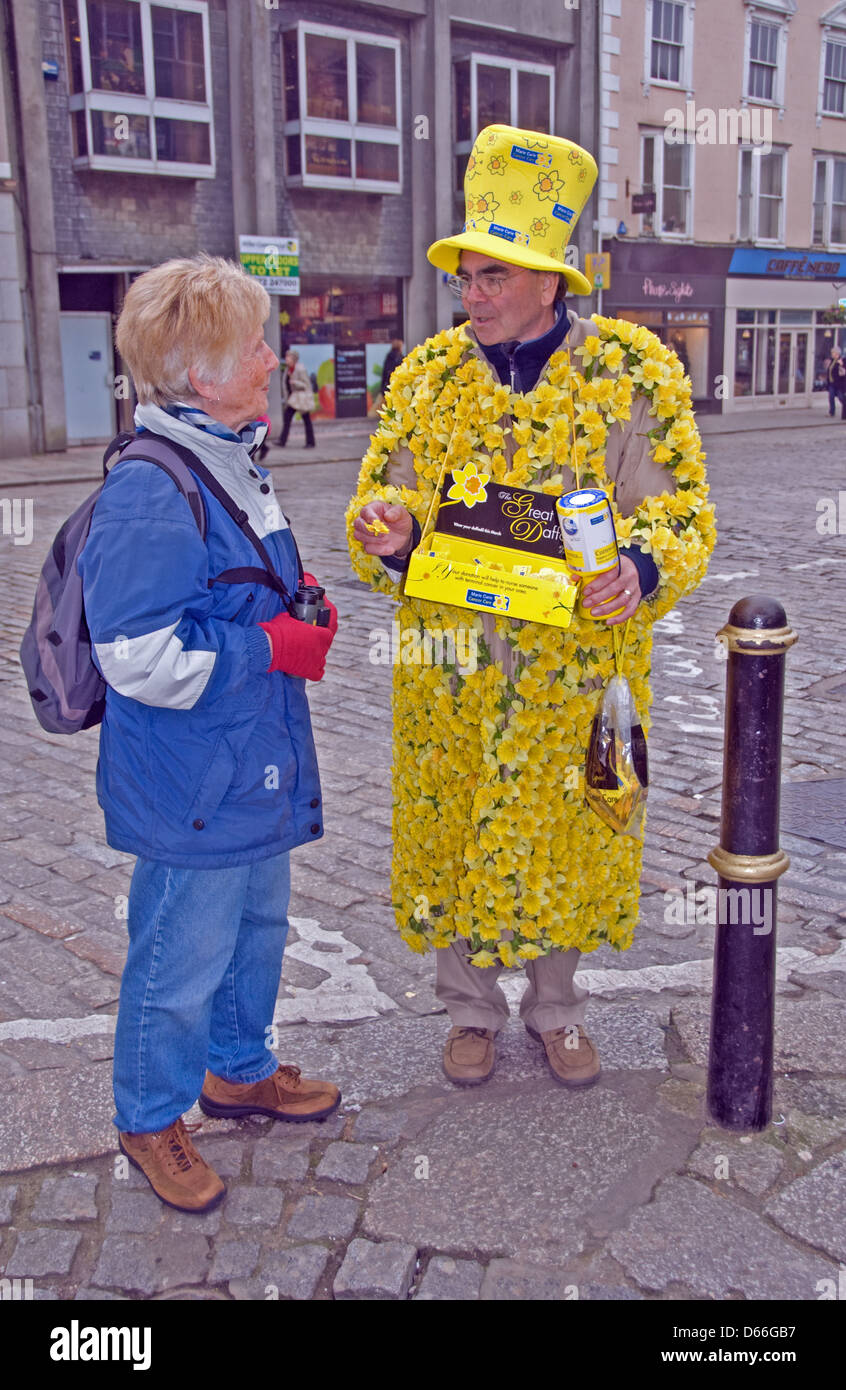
left=0, top=414, right=844, bottom=1303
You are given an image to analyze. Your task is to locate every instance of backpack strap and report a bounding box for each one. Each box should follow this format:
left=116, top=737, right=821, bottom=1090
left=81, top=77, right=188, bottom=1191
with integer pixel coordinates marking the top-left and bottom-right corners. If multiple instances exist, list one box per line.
left=107, top=430, right=299, bottom=612
left=115, top=437, right=208, bottom=540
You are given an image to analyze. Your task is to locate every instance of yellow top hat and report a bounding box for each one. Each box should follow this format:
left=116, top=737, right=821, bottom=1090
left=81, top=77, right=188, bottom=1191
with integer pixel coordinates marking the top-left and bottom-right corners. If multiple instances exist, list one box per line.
left=427, top=125, right=598, bottom=297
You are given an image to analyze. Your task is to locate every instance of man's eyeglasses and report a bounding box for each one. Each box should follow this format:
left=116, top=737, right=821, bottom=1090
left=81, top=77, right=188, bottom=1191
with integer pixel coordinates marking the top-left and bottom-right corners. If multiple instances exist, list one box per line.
left=445, top=268, right=529, bottom=300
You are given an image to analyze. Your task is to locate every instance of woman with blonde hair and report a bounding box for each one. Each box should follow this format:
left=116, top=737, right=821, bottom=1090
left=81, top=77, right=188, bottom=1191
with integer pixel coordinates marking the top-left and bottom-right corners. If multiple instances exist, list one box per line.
left=78, top=255, right=341, bottom=1214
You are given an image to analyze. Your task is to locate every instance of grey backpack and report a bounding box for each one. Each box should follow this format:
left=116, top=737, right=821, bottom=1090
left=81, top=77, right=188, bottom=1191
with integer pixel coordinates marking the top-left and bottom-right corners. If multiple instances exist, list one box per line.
left=19, top=432, right=207, bottom=734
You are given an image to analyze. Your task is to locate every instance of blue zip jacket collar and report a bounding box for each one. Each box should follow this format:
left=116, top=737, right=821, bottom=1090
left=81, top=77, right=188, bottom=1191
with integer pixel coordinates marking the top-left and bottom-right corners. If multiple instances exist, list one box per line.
left=476, top=303, right=571, bottom=393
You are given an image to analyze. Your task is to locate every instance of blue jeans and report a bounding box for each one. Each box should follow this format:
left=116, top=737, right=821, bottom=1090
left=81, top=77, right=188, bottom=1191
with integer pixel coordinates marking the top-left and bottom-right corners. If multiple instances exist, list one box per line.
left=113, top=852, right=291, bottom=1133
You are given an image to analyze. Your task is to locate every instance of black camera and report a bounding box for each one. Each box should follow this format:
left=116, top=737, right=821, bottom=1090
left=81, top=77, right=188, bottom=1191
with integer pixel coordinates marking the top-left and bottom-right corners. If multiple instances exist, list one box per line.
left=292, top=584, right=331, bottom=626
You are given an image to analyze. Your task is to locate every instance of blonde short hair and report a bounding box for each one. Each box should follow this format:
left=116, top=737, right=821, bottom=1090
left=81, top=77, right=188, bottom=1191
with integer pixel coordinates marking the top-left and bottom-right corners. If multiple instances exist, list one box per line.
left=116, top=254, right=271, bottom=406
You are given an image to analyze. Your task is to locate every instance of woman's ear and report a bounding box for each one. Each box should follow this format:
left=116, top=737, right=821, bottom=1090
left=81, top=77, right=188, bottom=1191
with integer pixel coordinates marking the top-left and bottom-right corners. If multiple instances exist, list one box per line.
left=187, top=366, right=219, bottom=404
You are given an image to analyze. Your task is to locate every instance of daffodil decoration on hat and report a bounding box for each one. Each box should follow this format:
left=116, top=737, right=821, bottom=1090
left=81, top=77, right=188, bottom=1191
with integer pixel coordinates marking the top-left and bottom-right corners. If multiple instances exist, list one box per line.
left=427, top=124, right=598, bottom=296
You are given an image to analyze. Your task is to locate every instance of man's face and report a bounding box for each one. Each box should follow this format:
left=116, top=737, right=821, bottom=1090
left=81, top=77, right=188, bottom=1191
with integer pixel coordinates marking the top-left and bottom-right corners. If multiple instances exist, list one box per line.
left=458, top=250, right=558, bottom=346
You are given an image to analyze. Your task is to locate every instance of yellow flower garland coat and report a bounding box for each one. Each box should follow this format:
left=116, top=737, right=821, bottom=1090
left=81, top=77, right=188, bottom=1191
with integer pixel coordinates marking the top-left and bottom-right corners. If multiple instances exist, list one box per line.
left=347, top=313, right=716, bottom=966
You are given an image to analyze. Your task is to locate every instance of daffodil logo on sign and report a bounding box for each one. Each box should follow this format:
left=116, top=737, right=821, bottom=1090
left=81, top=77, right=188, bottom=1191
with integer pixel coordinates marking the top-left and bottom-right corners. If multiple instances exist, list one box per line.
left=446, top=461, right=490, bottom=508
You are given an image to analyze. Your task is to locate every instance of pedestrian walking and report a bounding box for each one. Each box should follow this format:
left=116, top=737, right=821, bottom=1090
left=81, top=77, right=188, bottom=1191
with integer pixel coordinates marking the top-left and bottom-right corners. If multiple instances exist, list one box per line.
left=278, top=348, right=316, bottom=447
left=823, top=344, right=846, bottom=418
left=77, top=254, right=341, bottom=1213
left=349, top=125, right=715, bottom=1089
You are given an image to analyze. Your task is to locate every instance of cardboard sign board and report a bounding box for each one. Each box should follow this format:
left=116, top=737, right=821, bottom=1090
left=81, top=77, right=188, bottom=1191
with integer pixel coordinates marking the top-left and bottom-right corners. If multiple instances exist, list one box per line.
left=404, top=473, right=577, bottom=628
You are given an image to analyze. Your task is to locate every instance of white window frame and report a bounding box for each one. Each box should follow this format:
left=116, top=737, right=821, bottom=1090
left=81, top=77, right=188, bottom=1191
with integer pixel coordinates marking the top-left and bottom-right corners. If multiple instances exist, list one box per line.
left=65, top=0, right=215, bottom=178
left=737, top=145, right=786, bottom=245
left=741, top=2, right=795, bottom=117
left=639, top=128, right=693, bottom=240
left=282, top=22, right=402, bottom=194
left=812, top=154, right=846, bottom=247
left=818, top=5, right=846, bottom=123
left=642, top=0, right=694, bottom=96
left=453, top=53, right=556, bottom=176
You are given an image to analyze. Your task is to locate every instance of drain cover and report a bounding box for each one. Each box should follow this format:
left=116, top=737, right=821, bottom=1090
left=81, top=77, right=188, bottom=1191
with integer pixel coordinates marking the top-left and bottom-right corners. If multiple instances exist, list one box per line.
left=781, top=778, right=846, bottom=848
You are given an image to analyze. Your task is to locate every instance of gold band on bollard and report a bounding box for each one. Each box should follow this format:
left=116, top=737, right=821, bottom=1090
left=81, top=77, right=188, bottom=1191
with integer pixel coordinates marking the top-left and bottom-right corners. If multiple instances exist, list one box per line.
left=707, top=846, right=790, bottom=882
left=716, top=623, right=798, bottom=656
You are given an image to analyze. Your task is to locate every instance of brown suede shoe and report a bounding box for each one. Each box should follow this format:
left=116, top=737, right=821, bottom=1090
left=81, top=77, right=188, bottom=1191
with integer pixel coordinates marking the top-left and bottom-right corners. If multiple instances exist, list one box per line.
left=442, top=1026, right=496, bottom=1087
left=198, top=1064, right=341, bottom=1123
left=526, top=1024, right=600, bottom=1087
left=118, top=1118, right=225, bottom=1213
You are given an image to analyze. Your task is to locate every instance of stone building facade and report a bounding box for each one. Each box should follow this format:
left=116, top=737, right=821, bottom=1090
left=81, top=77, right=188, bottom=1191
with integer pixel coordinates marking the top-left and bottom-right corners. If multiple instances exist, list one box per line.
left=1, top=0, right=595, bottom=453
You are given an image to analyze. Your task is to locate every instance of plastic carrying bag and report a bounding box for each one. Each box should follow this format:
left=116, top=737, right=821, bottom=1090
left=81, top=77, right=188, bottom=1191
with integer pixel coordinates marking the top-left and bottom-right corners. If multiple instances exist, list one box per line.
left=584, top=623, right=648, bottom=840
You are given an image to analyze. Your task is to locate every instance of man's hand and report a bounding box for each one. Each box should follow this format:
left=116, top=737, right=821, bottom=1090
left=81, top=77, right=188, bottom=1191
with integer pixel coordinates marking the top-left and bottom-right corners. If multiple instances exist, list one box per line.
left=581, top=554, right=642, bottom=626
left=353, top=502, right=414, bottom=557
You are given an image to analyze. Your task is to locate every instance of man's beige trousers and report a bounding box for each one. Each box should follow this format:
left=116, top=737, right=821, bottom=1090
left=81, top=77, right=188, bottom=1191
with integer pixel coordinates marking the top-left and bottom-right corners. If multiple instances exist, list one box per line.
left=435, top=939, right=588, bottom=1033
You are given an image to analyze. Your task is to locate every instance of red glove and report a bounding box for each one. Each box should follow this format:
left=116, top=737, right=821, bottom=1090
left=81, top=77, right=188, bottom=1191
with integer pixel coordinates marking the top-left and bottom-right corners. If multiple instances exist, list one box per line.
left=260, top=600, right=338, bottom=681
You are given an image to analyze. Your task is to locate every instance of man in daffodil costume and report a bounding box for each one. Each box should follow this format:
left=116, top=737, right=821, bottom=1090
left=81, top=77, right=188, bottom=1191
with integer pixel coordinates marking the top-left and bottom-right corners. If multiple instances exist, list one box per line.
left=348, top=126, right=715, bottom=1087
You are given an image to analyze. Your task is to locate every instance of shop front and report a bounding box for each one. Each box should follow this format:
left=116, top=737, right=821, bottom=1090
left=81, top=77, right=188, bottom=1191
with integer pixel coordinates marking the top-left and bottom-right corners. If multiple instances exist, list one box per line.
left=724, top=249, right=846, bottom=412
left=601, top=242, right=731, bottom=413
left=279, top=275, right=404, bottom=417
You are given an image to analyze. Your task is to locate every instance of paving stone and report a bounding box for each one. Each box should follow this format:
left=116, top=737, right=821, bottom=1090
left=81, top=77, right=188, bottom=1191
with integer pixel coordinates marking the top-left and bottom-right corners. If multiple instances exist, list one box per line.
left=0, top=1061, right=115, bottom=1171
left=251, top=1135, right=311, bottom=1182
left=193, top=1138, right=244, bottom=1179
left=209, top=1239, right=261, bottom=1283
left=354, top=1108, right=410, bottom=1144
left=32, top=1174, right=99, bottom=1222
left=414, top=1255, right=485, bottom=1301
left=230, top=1244, right=329, bottom=1301
left=106, top=1190, right=170, bottom=1233
left=0, top=1037, right=87, bottom=1072
left=3, top=1228, right=80, bottom=1277
left=362, top=1079, right=696, bottom=1262
left=686, top=1137, right=784, bottom=1196
left=334, top=1237, right=417, bottom=1300
left=316, top=1142, right=374, bottom=1185
left=480, top=1259, right=582, bottom=1301
left=774, top=1079, right=846, bottom=1148
left=0, top=1185, right=18, bottom=1224
left=764, top=1156, right=846, bottom=1264
left=672, top=994, right=846, bottom=1072
left=73, top=1034, right=116, bottom=1063
left=286, top=1194, right=360, bottom=1241
left=224, top=1185, right=286, bottom=1229
left=74, top=1288, right=129, bottom=1300
left=790, top=969, right=846, bottom=1000
left=580, top=1282, right=644, bottom=1300
left=608, top=1176, right=835, bottom=1299
left=92, top=1233, right=211, bottom=1296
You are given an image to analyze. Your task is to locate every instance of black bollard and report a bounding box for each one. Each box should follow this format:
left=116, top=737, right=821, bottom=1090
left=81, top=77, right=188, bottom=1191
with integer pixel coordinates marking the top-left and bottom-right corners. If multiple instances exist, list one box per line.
left=706, top=595, right=797, bottom=1132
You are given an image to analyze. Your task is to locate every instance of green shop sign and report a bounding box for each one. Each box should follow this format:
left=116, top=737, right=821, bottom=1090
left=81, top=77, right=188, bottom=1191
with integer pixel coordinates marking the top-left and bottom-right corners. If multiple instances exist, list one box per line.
left=239, top=236, right=299, bottom=295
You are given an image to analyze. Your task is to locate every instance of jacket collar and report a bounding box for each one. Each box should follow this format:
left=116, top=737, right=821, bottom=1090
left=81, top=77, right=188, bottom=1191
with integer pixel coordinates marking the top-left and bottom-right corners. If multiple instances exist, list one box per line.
left=134, top=402, right=270, bottom=477
left=472, top=302, right=571, bottom=393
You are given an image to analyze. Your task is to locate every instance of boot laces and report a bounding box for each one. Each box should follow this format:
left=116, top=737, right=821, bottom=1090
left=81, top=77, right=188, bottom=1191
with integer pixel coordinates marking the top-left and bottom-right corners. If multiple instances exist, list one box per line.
left=272, top=1064, right=302, bottom=1095
left=155, top=1119, right=202, bottom=1174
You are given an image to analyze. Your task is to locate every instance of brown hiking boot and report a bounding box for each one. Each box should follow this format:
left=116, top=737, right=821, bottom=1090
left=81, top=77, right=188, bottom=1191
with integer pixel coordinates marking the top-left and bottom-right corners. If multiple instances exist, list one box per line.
left=118, top=1118, right=225, bottom=1213
left=442, top=1026, right=496, bottom=1087
left=526, top=1024, right=601, bottom=1088
left=198, top=1064, right=341, bottom=1123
